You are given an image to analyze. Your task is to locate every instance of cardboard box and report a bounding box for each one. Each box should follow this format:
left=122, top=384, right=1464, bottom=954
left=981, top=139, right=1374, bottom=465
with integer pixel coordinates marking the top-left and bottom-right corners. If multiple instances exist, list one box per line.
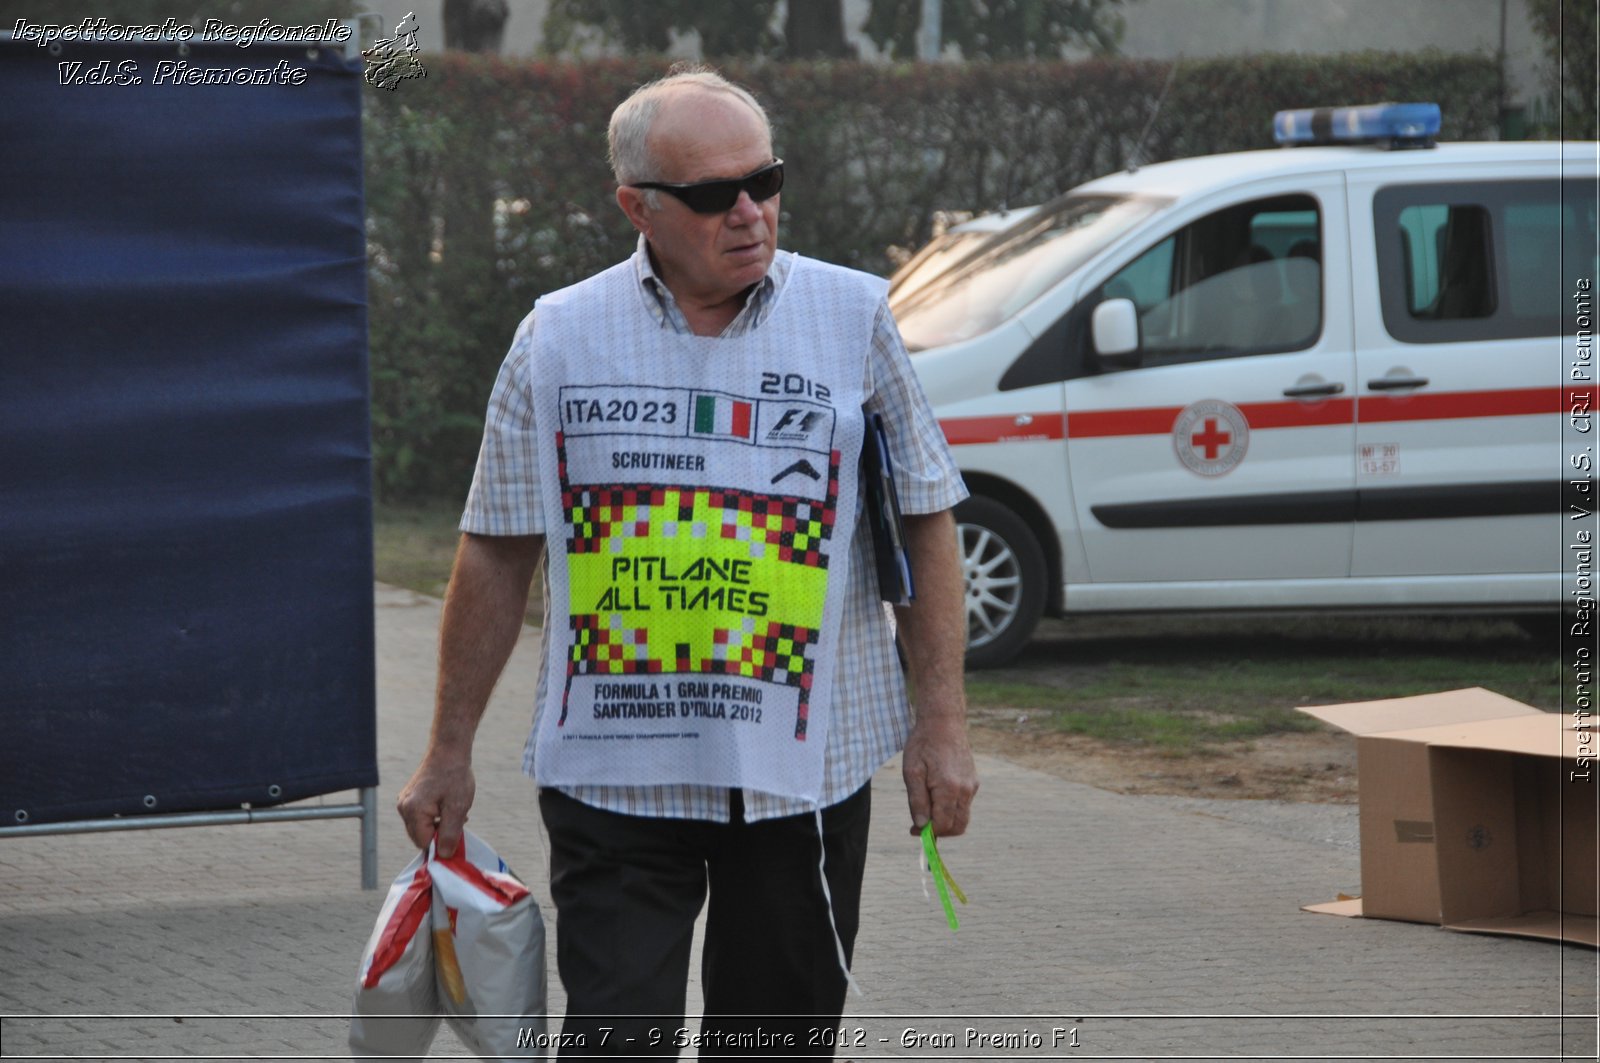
left=1301, top=688, right=1598, bottom=947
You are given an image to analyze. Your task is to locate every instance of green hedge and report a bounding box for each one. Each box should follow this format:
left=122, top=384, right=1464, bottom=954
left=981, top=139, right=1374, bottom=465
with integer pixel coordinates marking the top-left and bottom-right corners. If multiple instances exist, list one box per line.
left=364, top=52, right=1500, bottom=500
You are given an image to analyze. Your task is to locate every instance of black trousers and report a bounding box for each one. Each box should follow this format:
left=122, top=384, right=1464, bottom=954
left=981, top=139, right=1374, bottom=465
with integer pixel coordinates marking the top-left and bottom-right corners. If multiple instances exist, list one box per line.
left=538, top=784, right=872, bottom=1059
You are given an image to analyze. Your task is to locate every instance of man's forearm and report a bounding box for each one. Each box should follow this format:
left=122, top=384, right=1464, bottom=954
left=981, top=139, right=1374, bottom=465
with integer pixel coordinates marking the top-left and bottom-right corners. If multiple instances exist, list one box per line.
left=894, top=509, right=979, bottom=836
left=398, top=531, right=542, bottom=853
left=430, top=532, right=544, bottom=756
left=895, top=510, right=967, bottom=714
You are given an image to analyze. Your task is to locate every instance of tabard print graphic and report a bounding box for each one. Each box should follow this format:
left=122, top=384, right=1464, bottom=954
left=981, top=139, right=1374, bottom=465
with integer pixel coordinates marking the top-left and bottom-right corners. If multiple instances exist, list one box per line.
left=555, top=427, right=841, bottom=740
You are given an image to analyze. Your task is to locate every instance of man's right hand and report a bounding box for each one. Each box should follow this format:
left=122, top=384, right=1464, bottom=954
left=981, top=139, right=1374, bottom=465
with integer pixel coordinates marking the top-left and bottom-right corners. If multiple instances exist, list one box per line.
left=397, top=751, right=476, bottom=857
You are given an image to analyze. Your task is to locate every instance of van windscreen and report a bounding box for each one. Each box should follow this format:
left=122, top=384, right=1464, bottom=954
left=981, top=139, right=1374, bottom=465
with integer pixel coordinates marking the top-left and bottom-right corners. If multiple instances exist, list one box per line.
left=891, top=193, right=1166, bottom=351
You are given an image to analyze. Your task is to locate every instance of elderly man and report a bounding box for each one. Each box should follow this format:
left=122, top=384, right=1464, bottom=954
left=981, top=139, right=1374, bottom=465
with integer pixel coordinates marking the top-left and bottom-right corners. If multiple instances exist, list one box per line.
left=398, top=66, right=977, bottom=1057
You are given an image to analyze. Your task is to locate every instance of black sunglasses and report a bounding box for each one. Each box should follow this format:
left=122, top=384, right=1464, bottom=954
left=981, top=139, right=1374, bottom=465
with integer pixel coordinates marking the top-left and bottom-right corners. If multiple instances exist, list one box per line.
left=631, top=159, right=784, bottom=214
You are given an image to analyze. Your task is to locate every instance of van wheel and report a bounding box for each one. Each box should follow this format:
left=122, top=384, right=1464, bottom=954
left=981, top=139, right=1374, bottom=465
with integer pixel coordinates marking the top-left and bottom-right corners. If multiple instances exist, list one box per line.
left=955, top=496, right=1046, bottom=669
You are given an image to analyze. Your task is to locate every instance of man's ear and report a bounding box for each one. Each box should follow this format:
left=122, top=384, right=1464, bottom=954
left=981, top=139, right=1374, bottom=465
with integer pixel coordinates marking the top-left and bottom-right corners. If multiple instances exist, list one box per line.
left=616, top=186, right=652, bottom=237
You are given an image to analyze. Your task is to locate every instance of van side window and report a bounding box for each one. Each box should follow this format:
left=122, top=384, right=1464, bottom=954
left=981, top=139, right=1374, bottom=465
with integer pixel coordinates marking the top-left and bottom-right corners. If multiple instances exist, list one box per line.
left=1096, top=194, right=1321, bottom=367
left=1374, top=179, right=1595, bottom=343
left=1395, top=204, right=1495, bottom=319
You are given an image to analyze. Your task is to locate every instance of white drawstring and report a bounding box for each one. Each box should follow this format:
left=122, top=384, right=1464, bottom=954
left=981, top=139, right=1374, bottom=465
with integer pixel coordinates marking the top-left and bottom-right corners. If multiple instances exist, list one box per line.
left=814, top=807, right=865, bottom=998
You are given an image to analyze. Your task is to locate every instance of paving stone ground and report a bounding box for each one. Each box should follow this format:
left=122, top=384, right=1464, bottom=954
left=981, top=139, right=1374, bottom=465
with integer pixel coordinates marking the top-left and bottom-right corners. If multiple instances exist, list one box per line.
left=1, top=585, right=1595, bottom=1060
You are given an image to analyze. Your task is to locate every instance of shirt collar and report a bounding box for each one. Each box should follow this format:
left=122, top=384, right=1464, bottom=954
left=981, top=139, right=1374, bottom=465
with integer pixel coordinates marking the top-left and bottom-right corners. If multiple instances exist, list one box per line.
left=630, top=235, right=790, bottom=336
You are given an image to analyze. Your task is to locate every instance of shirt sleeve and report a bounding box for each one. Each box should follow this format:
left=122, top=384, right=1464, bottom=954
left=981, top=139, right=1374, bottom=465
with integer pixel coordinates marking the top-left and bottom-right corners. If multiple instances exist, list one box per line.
left=460, top=310, right=544, bottom=536
left=863, top=301, right=969, bottom=515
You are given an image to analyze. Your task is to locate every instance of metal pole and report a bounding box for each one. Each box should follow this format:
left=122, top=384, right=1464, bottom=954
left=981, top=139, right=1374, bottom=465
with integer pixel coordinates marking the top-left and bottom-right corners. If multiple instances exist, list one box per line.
left=360, top=785, right=379, bottom=890
left=0, top=803, right=369, bottom=836
left=0, top=799, right=380, bottom=890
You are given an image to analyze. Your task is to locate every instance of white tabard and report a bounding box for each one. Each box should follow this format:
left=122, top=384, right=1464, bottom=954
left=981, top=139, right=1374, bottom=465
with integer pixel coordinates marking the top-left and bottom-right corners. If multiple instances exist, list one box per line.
left=528, top=255, right=886, bottom=804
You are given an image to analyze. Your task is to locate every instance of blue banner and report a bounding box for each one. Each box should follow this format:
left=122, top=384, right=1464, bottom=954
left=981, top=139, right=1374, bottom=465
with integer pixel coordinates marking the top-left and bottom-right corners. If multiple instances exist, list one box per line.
left=0, top=36, right=376, bottom=826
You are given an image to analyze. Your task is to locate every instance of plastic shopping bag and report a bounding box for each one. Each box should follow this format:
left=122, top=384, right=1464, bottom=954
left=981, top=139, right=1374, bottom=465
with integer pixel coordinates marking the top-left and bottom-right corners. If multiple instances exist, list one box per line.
left=350, top=849, right=441, bottom=1060
left=430, top=830, right=549, bottom=1058
left=351, top=830, right=548, bottom=1060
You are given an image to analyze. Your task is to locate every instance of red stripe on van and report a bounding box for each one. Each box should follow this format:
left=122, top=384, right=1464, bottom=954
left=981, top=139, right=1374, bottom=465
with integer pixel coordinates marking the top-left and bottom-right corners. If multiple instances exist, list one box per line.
left=939, top=413, right=1066, bottom=446
left=942, top=387, right=1586, bottom=445
left=1065, top=398, right=1353, bottom=438
left=1359, top=386, right=1592, bottom=423
left=1065, top=407, right=1175, bottom=438
left=1247, top=397, right=1357, bottom=429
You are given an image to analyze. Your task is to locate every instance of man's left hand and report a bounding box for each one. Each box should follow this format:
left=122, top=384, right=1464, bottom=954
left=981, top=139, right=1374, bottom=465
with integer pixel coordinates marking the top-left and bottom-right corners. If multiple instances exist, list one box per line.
left=902, top=709, right=979, bottom=838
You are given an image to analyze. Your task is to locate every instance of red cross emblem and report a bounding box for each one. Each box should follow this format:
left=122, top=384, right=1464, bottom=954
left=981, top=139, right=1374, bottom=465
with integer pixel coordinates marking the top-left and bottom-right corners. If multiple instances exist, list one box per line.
left=1172, top=400, right=1249, bottom=476
left=1190, top=418, right=1232, bottom=460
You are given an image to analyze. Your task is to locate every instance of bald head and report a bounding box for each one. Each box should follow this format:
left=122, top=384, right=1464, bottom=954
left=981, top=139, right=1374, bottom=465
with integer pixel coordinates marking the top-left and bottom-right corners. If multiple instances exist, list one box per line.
left=608, top=67, right=771, bottom=187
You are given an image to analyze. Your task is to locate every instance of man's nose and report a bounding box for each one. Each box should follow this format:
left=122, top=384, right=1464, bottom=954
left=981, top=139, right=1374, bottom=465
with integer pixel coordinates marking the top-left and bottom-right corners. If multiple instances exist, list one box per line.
left=724, top=189, right=762, bottom=226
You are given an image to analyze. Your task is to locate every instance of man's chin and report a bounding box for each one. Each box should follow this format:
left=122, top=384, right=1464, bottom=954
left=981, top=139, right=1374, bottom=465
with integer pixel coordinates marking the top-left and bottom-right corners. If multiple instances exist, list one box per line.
left=724, top=255, right=772, bottom=290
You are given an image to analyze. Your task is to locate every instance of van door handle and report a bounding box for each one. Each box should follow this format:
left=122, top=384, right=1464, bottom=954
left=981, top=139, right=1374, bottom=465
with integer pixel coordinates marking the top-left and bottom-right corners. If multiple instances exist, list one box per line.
left=1282, top=381, right=1345, bottom=398
left=1367, top=375, right=1430, bottom=391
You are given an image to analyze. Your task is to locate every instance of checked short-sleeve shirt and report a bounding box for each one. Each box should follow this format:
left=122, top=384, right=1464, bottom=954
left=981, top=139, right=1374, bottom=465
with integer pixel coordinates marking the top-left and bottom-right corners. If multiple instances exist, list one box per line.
left=461, top=240, right=967, bottom=822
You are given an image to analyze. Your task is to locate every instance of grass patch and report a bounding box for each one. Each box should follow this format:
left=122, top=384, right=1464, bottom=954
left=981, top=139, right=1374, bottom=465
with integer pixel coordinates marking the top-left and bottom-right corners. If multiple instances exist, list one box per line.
left=373, top=501, right=545, bottom=625
left=967, top=615, right=1561, bottom=756
left=373, top=501, right=463, bottom=600
left=967, top=674, right=1322, bottom=751
left=1049, top=706, right=1318, bottom=750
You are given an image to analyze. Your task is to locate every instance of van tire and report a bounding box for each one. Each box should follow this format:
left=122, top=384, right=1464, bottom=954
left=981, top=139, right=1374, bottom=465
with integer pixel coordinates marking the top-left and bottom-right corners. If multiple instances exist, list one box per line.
left=954, top=496, right=1046, bottom=669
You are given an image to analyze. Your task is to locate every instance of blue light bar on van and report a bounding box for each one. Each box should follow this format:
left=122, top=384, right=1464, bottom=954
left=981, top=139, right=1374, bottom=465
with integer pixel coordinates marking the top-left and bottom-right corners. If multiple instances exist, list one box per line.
left=1273, top=103, right=1440, bottom=149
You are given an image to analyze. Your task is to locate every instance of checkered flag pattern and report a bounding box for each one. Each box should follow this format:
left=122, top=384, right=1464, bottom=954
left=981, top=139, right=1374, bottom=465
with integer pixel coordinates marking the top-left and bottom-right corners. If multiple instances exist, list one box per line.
left=711, top=621, right=821, bottom=738
left=556, top=435, right=841, bottom=564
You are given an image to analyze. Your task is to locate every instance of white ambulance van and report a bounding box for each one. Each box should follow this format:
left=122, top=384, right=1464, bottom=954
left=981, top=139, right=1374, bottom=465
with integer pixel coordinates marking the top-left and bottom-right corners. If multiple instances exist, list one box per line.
left=893, top=104, right=1599, bottom=666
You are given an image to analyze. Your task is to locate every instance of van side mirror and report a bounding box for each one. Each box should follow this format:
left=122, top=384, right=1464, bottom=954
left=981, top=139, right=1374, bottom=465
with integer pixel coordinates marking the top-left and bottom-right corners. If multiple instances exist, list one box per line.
left=1091, top=298, right=1140, bottom=367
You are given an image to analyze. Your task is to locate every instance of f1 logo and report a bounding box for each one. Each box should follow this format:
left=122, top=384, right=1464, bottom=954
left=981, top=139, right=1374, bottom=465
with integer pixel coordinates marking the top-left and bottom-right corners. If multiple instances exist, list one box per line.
left=771, top=408, right=823, bottom=434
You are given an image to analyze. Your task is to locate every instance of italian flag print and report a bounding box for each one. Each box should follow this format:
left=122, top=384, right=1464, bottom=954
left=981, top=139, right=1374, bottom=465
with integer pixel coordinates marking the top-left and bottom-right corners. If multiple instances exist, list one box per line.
left=693, top=394, right=753, bottom=440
